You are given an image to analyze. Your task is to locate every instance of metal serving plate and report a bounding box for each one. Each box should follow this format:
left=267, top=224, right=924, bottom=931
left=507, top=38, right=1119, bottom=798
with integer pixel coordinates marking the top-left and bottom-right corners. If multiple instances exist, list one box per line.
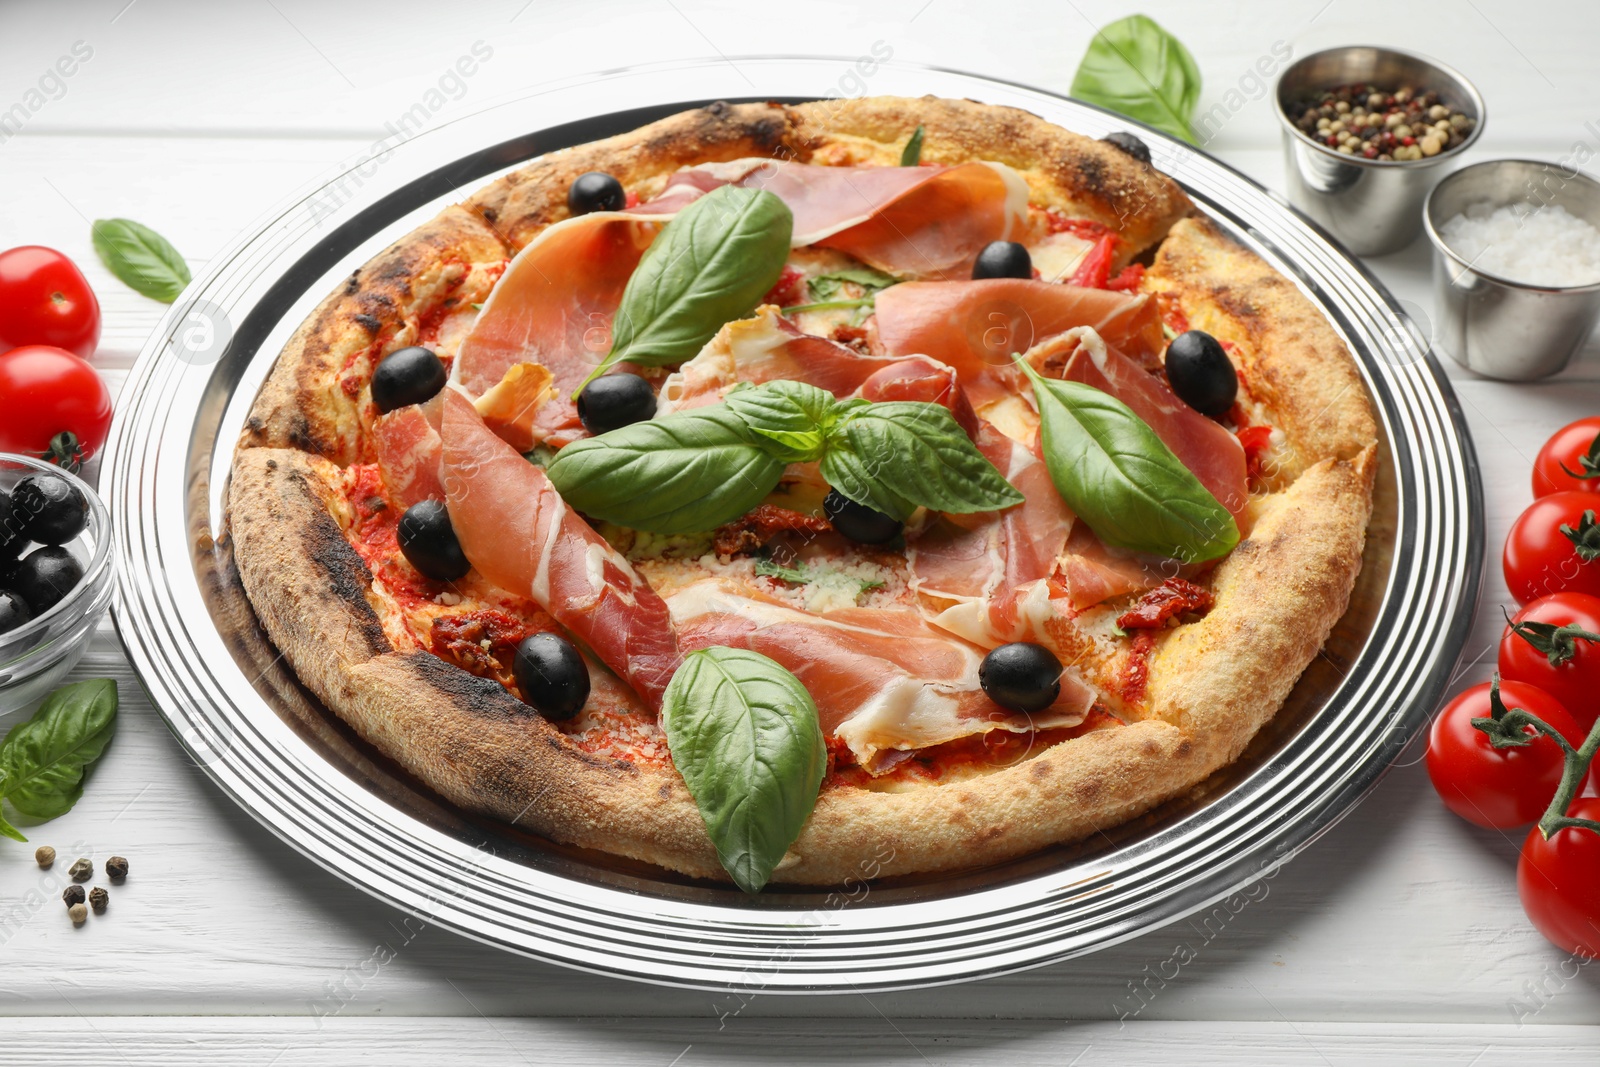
left=104, top=57, right=1480, bottom=993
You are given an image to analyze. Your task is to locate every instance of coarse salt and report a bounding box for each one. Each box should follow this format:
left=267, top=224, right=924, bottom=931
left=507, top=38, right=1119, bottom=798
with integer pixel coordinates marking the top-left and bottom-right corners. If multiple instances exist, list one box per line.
left=1439, top=203, right=1600, bottom=287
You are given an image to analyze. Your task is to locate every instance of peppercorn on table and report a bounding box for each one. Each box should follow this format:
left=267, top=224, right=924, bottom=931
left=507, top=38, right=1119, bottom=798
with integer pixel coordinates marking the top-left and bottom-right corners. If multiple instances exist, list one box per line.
left=2, top=2, right=1600, bottom=1063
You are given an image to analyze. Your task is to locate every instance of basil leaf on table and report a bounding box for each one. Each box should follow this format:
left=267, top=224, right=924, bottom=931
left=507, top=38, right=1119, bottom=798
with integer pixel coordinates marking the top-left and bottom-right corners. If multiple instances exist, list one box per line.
left=545, top=407, right=785, bottom=534
left=1069, top=14, right=1202, bottom=145
left=91, top=218, right=192, bottom=302
left=661, top=646, right=825, bottom=894
left=0, top=678, right=119, bottom=841
left=575, top=186, right=794, bottom=394
left=820, top=401, right=1026, bottom=522
left=1019, top=362, right=1238, bottom=562
left=900, top=124, right=925, bottom=166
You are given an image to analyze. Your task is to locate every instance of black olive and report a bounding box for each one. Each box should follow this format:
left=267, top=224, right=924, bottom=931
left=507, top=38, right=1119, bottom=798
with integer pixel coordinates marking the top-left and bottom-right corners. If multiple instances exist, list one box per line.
left=0, top=489, right=23, bottom=563
left=567, top=171, right=626, bottom=215
left=513, top=632, right=590, bottom=720
left=370, top=346, right=447, bottom=415
left=971, top=240, right=1033, bottom=280
left=11, top=473, right=88, bottom=546
left=979, top=642, right=1063, bottom=713
left=396, top=500, right=471, bottom=581
left=577, top=374, right=657, bottom=435
left=1102, top=131, right=1152, bottom=164
left=823, top=489, right=902, bottom=545
left=1165, top=330, right=1239, bottom=418
left=9, top=546, right=84, bottom=616
left=0, top=589, right=31, bottom=634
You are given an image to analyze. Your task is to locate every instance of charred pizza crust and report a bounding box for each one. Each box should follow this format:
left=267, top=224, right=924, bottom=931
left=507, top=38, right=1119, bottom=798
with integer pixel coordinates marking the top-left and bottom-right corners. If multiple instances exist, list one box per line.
left=228, top=98, right=1376, bottom=884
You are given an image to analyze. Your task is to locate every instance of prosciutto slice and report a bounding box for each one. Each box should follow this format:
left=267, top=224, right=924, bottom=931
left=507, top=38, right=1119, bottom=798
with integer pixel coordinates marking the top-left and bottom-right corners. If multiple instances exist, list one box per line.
left=453, top=209, right=664, bottom=447
left=373, top=395, right=444, bottom=508
left=662, top=159, right=1029, bottom=277
left=669, top=578, right=1094, bottom=772
left=872, top=279, right=1166, bottom=398
left=658, top=306, right=900, bottom=413
left=440, top=389, right=680, bottom=707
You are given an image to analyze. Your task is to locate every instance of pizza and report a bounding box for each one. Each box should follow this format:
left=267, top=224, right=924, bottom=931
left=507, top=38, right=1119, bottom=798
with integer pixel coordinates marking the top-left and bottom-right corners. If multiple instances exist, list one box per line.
left=227, top=96, right=1377, bottom=890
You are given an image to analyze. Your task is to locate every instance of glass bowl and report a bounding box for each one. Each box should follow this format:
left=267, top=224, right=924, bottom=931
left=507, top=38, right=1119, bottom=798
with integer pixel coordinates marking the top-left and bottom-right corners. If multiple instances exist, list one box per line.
left=0, top=455, right=115, bottom=715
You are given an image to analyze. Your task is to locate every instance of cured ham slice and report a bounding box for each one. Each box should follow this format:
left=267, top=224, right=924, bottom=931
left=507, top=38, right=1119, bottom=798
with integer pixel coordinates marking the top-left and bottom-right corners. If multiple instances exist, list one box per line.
left=658, top=306, right=900, bottom=414
left=872, top=280, right=1166, bottom=396
left=1056, top=522, right=1170, bottom=612
left=855, top=359, right=1076, bottom=647
left=663, top=159, right=1029, bottom=278
left=668, top=578, right=1094, bottom=772
left=439, top=389, right=680, bottom=708
left=373, top=396, right=444, bottom=508
left=453, top=209, right=664, bottom=446
left=1033, top=328, right=1249, bottom=518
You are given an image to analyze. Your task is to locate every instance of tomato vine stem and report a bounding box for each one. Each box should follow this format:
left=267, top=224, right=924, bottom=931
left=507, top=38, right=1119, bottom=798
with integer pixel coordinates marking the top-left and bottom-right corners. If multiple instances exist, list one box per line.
left=1473, top=675, right=1600, bottom=839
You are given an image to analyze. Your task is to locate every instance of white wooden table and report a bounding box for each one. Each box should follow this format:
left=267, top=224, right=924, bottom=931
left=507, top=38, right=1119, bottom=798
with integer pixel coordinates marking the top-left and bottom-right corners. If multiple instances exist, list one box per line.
left=2, top=1, right=1599, bottom=1062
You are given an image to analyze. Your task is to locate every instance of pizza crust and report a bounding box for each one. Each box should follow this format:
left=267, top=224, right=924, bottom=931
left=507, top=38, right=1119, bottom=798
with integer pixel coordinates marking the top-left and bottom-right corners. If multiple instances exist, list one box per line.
left=228, top=98, right=1377, bottom=885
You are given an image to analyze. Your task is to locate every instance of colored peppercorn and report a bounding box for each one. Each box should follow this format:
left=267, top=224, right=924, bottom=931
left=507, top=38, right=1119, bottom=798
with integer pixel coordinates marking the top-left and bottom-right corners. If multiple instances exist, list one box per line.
left=105, top=855, right=128, bottom=882
left=88, top=887, right=108, bottom=914
left=68, top=857, right=93, bottom=882
left=1290, top=82, right=1473, bottom=162
left=34, top=845, right=55, bottom=869
left=68, top=902, right=87, bottom=925
left=63, top=884, right=85, bottom=907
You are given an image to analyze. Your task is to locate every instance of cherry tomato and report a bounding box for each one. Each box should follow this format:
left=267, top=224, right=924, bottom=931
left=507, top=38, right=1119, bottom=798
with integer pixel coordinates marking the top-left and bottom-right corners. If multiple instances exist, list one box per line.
left=1533, top=416, right=1600, bottom=498
left=0, top=246, right=101, bottom=359
left=1518, top=798, right=1600, bottom=957
left=0, top=345, right=113, bottom=467
left=1426, top=680, right=1589, bottom=829
left=1503, top=490, right=1600, bottom=605
left=1499, top=593, right=1600, bottom=729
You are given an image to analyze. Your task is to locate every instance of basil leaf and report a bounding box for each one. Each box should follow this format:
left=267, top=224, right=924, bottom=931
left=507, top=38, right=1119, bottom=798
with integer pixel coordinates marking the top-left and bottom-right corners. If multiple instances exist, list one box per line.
left=900, top=124, right=925, bottom=166
left=724, top=380, right=844, bottom=463
left=661, top=647, right=825, bottom=893
left=1020, top=362, right=1238, bottom=562
left=1069, top=14, right=1201, bottom=145
left=577, top=186, right=794, bottom=393
left=91, top=218, right=192, bottom=302
left=0, top=679, right=119, bottom=833
left=545, top=407, right=785, bottom=534
left=821, top=402, right=1025, bottom=521
left=806, top=266, right=899, bottom=303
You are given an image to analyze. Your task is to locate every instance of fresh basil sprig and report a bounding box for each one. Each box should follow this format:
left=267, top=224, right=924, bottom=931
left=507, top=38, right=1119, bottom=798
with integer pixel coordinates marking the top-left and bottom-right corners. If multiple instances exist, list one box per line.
left=1069, top=14, right=1201, bottom=145
left=575, top=186, right=794, bottom=395
left=91, top=218, right=192, bottom=303
left=821, top=402, right=1024, bottom=522
left=0, top=679, right=119, bottom=842
left=545, top=407, right=786, bottom=535
left=547, top=380, right=1022, bottom=532
left=1019, top=361, right=1237, bottom=562
left=661, top=647, right=825, bottom=893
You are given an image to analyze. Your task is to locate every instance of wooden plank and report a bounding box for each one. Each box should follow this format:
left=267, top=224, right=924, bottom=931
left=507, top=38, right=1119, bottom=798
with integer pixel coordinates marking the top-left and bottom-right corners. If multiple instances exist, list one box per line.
left=0, top=1018, right=1595, bottom=1065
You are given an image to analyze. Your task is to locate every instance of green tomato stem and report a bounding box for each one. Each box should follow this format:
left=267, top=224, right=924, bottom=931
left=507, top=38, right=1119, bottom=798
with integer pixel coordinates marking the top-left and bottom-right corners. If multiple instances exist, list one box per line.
left=1491, top=704, right=1600, bottom=840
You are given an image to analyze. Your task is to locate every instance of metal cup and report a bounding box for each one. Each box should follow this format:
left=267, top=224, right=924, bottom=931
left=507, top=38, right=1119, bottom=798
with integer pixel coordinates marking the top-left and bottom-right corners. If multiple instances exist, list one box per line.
left=1275, top=47, right=1485, bottom=256
left=1424, top=159, right=1600, bottom=380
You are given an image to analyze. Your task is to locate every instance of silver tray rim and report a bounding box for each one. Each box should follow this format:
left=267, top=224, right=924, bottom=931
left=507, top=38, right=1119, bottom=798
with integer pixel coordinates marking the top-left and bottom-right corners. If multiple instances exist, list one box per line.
left=102, top=55, right=1482, bottom=994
